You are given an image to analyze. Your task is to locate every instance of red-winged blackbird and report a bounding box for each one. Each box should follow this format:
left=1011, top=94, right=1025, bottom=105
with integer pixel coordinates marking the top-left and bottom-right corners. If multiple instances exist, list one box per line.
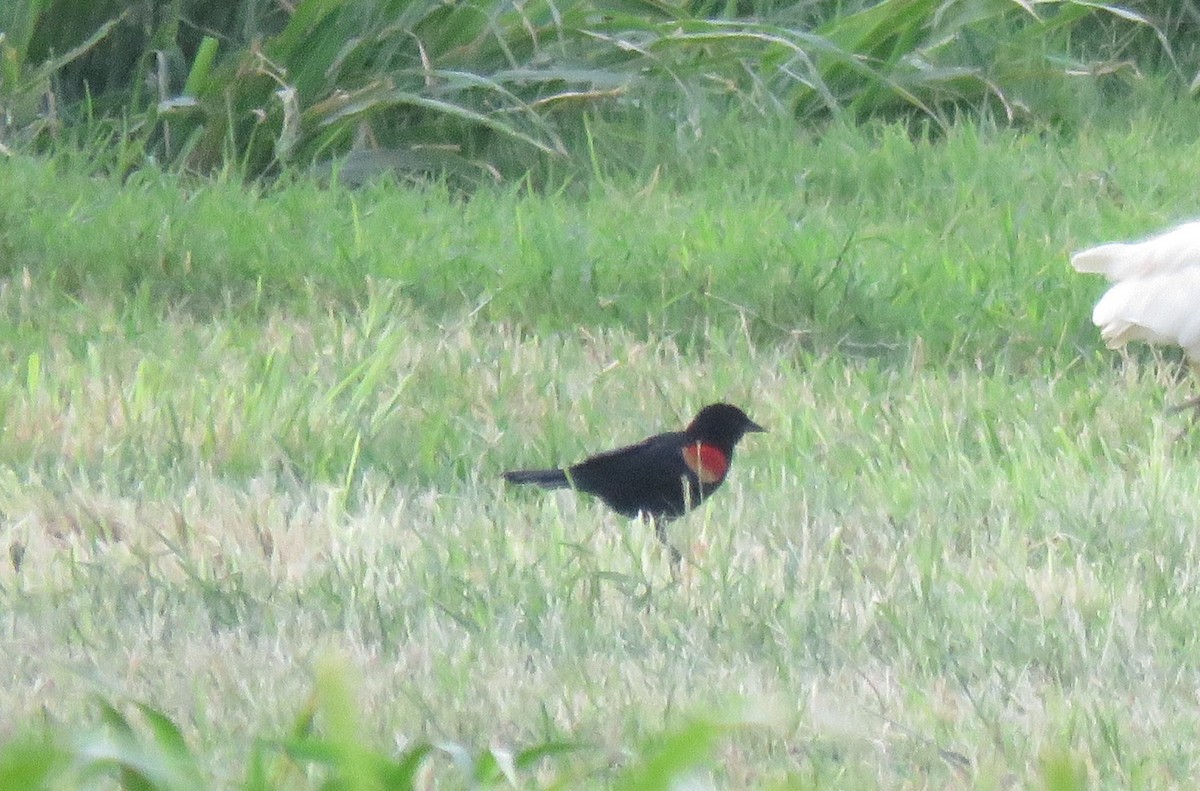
left=503, top=403, right=765, bottom=561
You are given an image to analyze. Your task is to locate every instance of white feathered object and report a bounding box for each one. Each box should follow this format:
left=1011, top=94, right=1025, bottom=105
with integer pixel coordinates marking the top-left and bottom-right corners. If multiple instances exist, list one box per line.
left=1071, top=220, right=1200, bottom=361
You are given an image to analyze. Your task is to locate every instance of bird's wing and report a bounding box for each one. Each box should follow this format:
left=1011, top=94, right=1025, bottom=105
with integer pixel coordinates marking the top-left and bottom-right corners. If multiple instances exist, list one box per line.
left=568, top=432, right=694, bottom=516
left=1071, top=221, right=1200, bottom=281
left=1092, top=267, right=1200, bottom=360
left=571, top=433, right=685, bottom=486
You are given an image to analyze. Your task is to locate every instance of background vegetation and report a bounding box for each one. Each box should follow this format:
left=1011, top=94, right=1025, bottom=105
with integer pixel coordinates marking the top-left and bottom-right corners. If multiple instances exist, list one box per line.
left=3, top=0, right=1200, bottom=788
left=2, top=0, right=1197, bottom=181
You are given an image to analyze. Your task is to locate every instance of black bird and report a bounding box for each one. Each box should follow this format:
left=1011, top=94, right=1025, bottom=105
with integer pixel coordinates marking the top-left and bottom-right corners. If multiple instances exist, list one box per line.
left=503, top=403, right=765, bottom=562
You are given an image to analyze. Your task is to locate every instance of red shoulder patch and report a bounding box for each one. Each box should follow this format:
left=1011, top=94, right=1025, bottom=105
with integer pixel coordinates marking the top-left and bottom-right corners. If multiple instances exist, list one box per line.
left=682, top=442, right=728, bottom=485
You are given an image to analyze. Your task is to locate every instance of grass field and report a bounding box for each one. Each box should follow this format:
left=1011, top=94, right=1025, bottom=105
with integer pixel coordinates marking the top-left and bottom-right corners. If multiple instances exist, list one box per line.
left=5, top=97, right=1200, bottom=788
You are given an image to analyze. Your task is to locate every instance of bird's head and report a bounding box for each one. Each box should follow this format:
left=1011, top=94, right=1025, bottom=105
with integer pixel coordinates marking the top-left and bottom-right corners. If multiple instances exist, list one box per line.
left=685, top=403, right=766, bottom=452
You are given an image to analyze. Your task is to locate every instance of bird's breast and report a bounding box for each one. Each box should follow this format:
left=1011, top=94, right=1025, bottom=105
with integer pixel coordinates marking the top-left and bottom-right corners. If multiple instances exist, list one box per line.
left=682, top=442, right=728, bottom=484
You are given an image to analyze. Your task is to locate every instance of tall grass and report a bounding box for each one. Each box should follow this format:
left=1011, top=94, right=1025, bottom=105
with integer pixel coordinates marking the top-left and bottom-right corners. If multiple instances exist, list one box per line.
left=0, top=0, right=1184, bottom=179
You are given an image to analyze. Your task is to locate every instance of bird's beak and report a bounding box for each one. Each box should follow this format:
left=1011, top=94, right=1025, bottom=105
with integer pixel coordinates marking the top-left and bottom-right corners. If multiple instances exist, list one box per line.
left=747, top=419, right=767, bottom=433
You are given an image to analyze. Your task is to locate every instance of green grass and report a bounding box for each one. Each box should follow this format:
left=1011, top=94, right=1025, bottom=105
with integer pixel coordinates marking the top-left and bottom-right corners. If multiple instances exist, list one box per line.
left=6, top=91, right=1200, bottom=365
left=5, top=95, right=1200, bottom=787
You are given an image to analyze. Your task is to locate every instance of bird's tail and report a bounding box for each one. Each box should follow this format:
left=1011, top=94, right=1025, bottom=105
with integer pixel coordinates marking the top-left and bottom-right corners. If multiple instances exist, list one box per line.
left=1070, top=243, right=1139, bottom=279
left=502, top=468, right=571, bottom=489
left=1071, top=221, right=1200, bottom=280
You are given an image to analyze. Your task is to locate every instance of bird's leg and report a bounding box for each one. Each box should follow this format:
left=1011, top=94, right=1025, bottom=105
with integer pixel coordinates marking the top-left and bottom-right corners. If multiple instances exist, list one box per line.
left=1168, top=394, right=1200, bottom=416
left=1167, top=360, right=1200, bottom=422
left=651, top=516, right=684, bottom=573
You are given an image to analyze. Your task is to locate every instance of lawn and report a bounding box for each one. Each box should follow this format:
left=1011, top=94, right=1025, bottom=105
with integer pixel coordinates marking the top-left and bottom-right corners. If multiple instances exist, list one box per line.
left=4, top=98, right=1200, bottom=788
